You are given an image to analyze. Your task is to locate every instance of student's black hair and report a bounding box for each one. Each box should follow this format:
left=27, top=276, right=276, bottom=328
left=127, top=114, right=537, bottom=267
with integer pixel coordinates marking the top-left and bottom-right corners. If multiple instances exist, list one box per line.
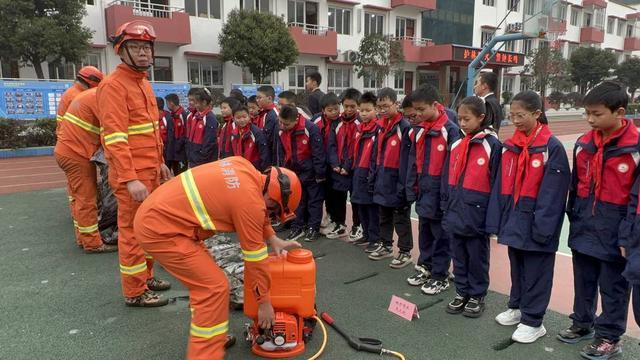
left=247, top=95, right=258, bottom=105
left=306, top=71, right=322, bottom=86
left=164, top=93, right=180, bottom=106
left=193, top=88, right=212, bottom=105
left=478, top=72, right=498, bottom=93
left=221, top=97, right=241, bottom=112
left=359, top=91, right=377, bottom=106
left=279, top=90, right=297, bottom=104
left=156, top=97, right=164, bottom=110
left=257, top=85, right=275, bottom=99
left=411, top=84, right=440, bottom=104
left=511, top=90, right=548, bottom=124
left=400, top=94, right=413, bottom=109
left=377, top=87, right=397, bottom=103
left=279, top=104, right=299, bottom=122
left=188, top=87, right=200, bottom=96
left=233, top=104, right=250, bottom=116
left=320, top=93, right=340, bottom=110
left=459, top=96, right=492, bottom=131
left=229, top=88, right=247, bottom=105
left=341, top=88, right=362, bottom=104
left=583, top=80, right=629, bottom=113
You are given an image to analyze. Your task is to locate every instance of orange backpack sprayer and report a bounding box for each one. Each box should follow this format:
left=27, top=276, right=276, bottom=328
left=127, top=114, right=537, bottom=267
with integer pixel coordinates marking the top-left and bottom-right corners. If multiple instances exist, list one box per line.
left=244, top=248, right=325, bottom=358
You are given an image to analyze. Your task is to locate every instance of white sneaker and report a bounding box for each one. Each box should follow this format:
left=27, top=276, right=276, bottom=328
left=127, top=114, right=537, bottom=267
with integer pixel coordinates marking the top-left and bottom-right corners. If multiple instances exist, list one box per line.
left=320, top=217, right=331, bottom=229
left=495, top=309, right=521, bottom=326
left=511, top=323, right=547, bottom=344
left=320, top=221, right=336, bottom=235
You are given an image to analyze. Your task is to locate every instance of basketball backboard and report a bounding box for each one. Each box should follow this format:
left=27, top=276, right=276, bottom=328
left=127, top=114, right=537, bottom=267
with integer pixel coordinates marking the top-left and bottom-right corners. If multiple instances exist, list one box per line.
left=522, top=0, right=566, bottom=39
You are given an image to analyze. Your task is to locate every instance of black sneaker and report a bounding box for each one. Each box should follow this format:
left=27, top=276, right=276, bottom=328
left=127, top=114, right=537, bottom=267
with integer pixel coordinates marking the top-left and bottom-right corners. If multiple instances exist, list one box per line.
left=462, top=297, right=485, bottom=318
left=389, top=252, right=412, bottom=269
left=421, top=278, right=450, bottom=295
left=364, top=242, right=380, bottom=253
left=303, top=228, right=319, bottom=242
left=446, top=294, right=468, bottom=314
left=580, top=338, right=622, bottom=360
left=407, top=264, right=431, bottom=286
left=557, top=325, right=595, bottom=344
left=349, top=225, right=363, bottom=241
left=326, top=224, right=348, bottom=239
left=368, top=245, right=393, bottom=260
left=351, top=237, right=369, bottom=246
left=286, top=227, right=305, bottom=241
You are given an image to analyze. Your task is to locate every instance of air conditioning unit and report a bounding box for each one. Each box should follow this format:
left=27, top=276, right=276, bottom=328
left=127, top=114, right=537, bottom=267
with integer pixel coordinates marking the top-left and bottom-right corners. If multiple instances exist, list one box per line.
left=328, top=50, right=340, bottom=62
left=343, top=50, right=357, bottom=63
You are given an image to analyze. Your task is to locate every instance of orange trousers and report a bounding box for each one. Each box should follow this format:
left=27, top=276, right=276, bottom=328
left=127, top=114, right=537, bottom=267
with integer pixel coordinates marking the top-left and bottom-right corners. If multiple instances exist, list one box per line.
left=109, top=169, right=157, bottom=298
left=55, top=153, right=102, bottom=250
left=137, top=231, right=230, bottom=360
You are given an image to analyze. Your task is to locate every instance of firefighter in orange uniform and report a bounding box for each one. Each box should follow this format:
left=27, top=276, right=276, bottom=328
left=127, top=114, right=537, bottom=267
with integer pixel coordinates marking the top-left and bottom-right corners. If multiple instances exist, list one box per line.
left=97, top=20, right=172, bottom=307
left=55, top=87, right=117, bottom=253
left=134, top=156, right=303, bottom=360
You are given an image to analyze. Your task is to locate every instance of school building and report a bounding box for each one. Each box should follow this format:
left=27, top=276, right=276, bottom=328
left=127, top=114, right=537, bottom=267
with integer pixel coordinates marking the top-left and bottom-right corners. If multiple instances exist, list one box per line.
left=2, top=0, right=640, bottom=104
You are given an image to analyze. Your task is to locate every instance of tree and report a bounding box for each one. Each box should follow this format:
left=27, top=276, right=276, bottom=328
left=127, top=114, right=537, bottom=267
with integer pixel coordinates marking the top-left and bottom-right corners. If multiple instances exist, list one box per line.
left=615, top=57, right=640, bottom=100
left=0, top=0, right=93, bottom=79
left=353, top=34, right=404, bottom=86
left=521, top=44, right=570, bottom=105
left=219, top=9, right=298, bottom=84
left=569, top=47, right=617, bottom=94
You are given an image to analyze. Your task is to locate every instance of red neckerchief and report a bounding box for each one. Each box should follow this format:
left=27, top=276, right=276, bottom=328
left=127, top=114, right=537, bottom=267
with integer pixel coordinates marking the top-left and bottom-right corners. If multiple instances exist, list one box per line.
left=415, top=104, right=449, bottom=174
left=231, top=123, right=250, bottom=156
left=451, top=134, right=473, bottom=185
left=355, top=120, right=377, bottom=159
left=377, top=112, right=403, bottom=163
left=219, top=115, right=234, bottom=153
left=257, top=103, right=276, bottom=129
left=280, top=115, right=305, bottom=164
left=591, top=119, right=628, bottom=203
left=171, top=106, right=185, bottom=138
left=510, top=122, right=544, bottom=207
left=337, top=113, right=358, bottom=163
left=318, top=114, right=335, bottom=147
left=189, top=107, right=211, bottom=140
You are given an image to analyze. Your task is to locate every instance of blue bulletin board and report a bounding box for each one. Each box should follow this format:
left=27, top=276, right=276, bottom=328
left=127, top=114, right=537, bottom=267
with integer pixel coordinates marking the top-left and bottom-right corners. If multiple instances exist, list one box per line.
left=0, top=79, right=191, bottom=120
left=231, top=84, right=284, bottom=100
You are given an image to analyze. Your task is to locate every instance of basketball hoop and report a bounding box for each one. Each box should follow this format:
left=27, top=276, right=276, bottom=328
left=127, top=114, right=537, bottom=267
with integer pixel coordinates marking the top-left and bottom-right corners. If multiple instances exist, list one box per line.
left=522, top=0, right=565, bottom=43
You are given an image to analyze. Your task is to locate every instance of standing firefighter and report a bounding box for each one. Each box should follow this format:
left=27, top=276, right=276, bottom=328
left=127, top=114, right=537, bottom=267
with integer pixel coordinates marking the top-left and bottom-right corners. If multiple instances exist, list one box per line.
left=134, top=156, right=303, bottom=359
left=97, top=20, right=172, bottom=307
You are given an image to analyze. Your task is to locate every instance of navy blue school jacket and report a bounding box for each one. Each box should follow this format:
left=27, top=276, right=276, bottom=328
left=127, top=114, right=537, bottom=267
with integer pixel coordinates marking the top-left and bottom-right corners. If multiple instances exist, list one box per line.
left=186, top=109, right=218, bottom=167
left=442, top=129, right=502, bottom=237
left=445, top=107, right=459, bottom=126
left=328, top=113, right=359, bottom=191
left=405, top=106, right=460, bottom=219
left=373, top=112, right=412, bottom=208
left=256, top=104, right=279, bottom=162
left=230, top=123, right=270, bottom=171
left=486, top=125, right=570, bottom=253
left=622, top=177, right=640, bottom=284
left=274, top=114, right=326, bottom=183
left=351, top=120, right=380, bottom=205
left=567, top=120, right=640, bottom=262
left=165, top=106, right=188, bottom=163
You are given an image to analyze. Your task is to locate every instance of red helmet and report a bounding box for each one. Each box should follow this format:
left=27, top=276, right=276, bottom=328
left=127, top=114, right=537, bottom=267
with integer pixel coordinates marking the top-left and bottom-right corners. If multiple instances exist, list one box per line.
left=111, top=20, right=156, bottom=54
left=77, top=66, right=104, bottom=88
left=264, top=167, right=302, bottom=223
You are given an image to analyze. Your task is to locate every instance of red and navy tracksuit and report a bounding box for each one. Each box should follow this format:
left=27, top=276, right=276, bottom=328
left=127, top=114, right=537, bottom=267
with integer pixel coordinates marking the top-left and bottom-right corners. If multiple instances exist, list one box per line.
left=274, top=114, right=326, bottom=231
left=373, top=112, right=413, bottom=252
left=486, top=123, right=570, bottom=328
left=352, top=119, right=380, bottom=246
left=218, top=115, right=234, bottom=159
left=231, top=123, right=270, bottom=171
left=165, top=106, right=188, bottom=174
left=567, top=119, right=640, bottom=341
left=327, top=113, right=359, bottom=227
left=186, top=108, right=218, bottom=167
left=623, top=176, right=640, bottom=329
left=159, top=109, right=170, bottom=145
left=314, top=114, right=340, bottom=225
left=406, top=106, right=460, bottom=281
left=442, top=129, right=501, bottom=298
left=256, top=103, right=279, bottom=160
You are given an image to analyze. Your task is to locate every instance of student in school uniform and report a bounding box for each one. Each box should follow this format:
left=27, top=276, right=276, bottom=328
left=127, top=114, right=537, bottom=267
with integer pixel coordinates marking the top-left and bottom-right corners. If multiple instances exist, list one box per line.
left=558, top=81, right=640, bottom=360
left=164, top=93, right=188, bottom=175
left=487, top=91, right=570, bottom=344
left=186, top=88, right=218, bottom=167
left=157, top=97, right=170, bottom=147
left=278, top=90, right=312, bottom=119
left=623, top=181, right=640, bottom=335
left=255, top=85, right=279, bottom=156
left=218, top=97, right=241, bottom=159
left=248, top=95, right=260, bottom=124
left=230, top=104, right=270, bottom=171
left=441, top=96, right=501, bottom=318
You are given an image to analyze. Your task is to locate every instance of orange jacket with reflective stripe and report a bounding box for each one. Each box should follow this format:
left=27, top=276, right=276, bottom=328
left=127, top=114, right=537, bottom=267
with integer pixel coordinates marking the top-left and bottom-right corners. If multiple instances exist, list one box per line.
left=56, top=83, right=84, bottom=135
left=136, top=156, right=274, bottom=303
left=97, top=64, right=164, bottom=184
left=54, top=88, right=101, bottom=161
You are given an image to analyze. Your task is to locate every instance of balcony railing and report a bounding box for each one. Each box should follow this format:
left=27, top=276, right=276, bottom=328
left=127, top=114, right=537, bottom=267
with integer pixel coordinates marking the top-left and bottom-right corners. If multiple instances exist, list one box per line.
left=390, top=36, right=433, bottom=47
left=288, top=22, right=331, bottom=36
left=108, top=0, right=184, bottom=19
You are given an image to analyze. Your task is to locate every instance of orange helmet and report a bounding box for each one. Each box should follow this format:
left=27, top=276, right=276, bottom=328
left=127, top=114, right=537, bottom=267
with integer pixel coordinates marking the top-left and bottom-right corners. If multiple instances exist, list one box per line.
left=77, top=66, right=104, bottom=88
left=264, top=167, right=302, bottom=223
left=111, top=20, right=156, bottom=54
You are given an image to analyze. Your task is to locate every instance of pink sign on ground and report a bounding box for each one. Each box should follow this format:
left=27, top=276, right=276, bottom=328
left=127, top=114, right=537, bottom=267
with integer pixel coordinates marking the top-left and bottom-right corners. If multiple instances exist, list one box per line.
left=388, top=295, right=419, bottom=321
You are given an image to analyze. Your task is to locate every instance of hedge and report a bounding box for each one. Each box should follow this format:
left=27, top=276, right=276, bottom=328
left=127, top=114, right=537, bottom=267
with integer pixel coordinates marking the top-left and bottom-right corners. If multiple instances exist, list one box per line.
left=0, top=118, right=57, bottom=149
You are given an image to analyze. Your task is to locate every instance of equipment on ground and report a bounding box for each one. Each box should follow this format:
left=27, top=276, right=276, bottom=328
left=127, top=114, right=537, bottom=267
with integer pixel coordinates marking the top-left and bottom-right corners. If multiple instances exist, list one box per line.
left=91, top=147, right=118, bottom=245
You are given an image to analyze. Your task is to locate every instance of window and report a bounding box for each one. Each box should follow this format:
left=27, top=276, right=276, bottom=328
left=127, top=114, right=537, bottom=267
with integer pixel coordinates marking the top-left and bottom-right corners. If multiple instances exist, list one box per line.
left=151, top=57, right=172, bottom=81
left=185, top=0, right=220, bottom=19
left=82, top=53, right=101, bottom=70
left=288, top=65, right=318, bottom=92
left=567, top=42, right=578, bottom=58
left=86, top=0, right=94, bottom=5
left=583, top=13, right=592, bottom=27
left=628, top=24, right=634, bottom=38
left=364, top=12, right=384, bottom=36
left=363, top=73, right=384, bottom=90
left=328, top=7, right=351, bottom=35
left=524, top=0, right=537, bottom=16
left=607, top=17, right=615, bottom=34
left=240, top=0, right=269, bottom=12
left=393, top=73, right=405, bottom=95
left=593, top=8, right=605, bottom=30
left=288, top=0, right=318, bottom=26
left=519, top=77, right=530, bottom=92
left=502, top=76, right=514, bottom=93
left=481, top=30, right=493, bottom=45
left=617, top=20, right=626, bottom=36
left=508, top=0, right=519, bottom=11
left=504, top=40, right=516, bottom=52
left=241, top=67, right=272, bottom=85
left=482, top=0, right=495, bottom=6
left=327, top=67, right=352, bottom=95
left=395, top=17, right=416, bottom=38
left=523, top=38, right=534, bottom=55
left=48, top=61, right=77, bottom=80
left=570, top=8, right=579, bottom=26
left=188, top=60, right=223, bottom=88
